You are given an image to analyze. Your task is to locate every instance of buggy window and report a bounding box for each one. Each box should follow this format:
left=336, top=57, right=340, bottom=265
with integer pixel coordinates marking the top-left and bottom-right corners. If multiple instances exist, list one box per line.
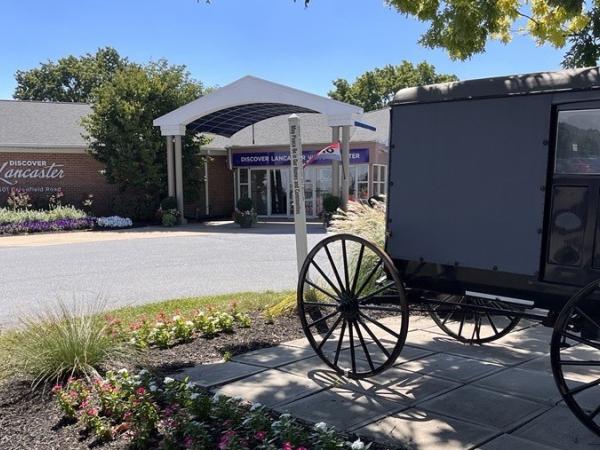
left=555, top=109, right=600, bottom=174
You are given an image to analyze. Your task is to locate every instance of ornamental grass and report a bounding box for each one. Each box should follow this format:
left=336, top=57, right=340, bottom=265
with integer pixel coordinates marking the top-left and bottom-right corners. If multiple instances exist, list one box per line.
left=0, top=299, right=135, bottom=388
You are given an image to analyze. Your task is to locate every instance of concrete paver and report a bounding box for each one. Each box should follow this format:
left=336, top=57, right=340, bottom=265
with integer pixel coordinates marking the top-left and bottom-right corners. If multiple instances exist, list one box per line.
left=418, top=385, right=550, bottom=431
left=511, top=405, right=599, bottom=449
left=400, top=353, right=504, bottom=383
left=355, top=408, right=499, bottom=450
left=477, top=433, right=559, bottom=450
left=214, top=369, right=326, bottom=408
left=176, top=361, right=265, bottom=388
left=231, top=344, right=316, bottom=368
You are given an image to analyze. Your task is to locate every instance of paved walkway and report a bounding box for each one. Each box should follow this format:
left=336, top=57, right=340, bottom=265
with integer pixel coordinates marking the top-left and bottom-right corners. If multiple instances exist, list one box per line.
left=178, top=316, right=599, bottom=449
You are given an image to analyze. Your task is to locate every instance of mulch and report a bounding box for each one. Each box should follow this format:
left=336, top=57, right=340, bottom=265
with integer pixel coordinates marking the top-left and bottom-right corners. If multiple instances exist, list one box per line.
left=0, top=311, right=305, bottom=450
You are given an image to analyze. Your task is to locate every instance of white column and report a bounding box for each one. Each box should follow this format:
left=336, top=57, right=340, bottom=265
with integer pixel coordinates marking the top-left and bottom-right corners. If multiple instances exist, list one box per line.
left=166, top=136, right=175, bottom=197
left=341, top=125, right=351, bottom=209
left=174, top=135, right=187, bottom=224
left=288, top=114, right=308, bottom=274
left=331, top=126, right=340, bottom=197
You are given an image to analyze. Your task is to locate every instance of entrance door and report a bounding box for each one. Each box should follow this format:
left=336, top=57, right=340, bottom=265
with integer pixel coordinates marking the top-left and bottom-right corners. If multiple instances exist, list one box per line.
left=544, top=103, right=600, bottom=286
left=270, top=169, right=289, bottom=215
left=250, top=169, right=268, bottom=215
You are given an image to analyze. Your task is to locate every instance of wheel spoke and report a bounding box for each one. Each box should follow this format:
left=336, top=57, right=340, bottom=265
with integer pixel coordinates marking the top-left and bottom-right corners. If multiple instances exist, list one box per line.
left=357, top=317, right=390, bottom=358
left=349, top=321, right=357, bottom=374
left=589, top=404, right=600, bottom=420
left=359, top=305, right=405, bottom=313
left=350, top=244, right=365, bottom=295
left=485, top=311, right=499, bottom=335
left=311, top=260, right=343, bottom=297
left=303, top=301, right=339, bottom=308
left=333, top=320, right=347, bottom=365
left=355, top=259, right=383, bottom=298
left=324, top=244, right=346, bottom=294
left=307, top=310, right=339, bottom=329
left=304, top=279, right=340, bottom=303
left=457, top=314, right=466, bottom=338
left=575, top=307, right=600, bottom=331
left=359, top=312, right=400, bottom=339
left=565, top=377, right=600, bottom=396
left=342, top=239, right=350, bottom=292
left=562, top=331, right=600, bottom=352
left=354, top=322, right=375, bottom=371
left=358, top=282, right=396, bottom=304
left=559, top=360, right=600, bottom=366
left=318, top=314, right=343, bottom=351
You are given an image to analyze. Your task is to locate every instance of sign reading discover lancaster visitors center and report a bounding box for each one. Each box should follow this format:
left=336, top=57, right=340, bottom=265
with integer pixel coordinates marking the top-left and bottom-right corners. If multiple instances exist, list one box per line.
left=0, top=159, right=65, bottom=192
left=232, top=148, right=369, bottom=167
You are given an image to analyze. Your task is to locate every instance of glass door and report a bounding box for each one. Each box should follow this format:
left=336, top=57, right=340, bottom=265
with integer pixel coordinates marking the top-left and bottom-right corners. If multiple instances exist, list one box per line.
left=250, top=169, right=268, bottom=215
left=315, top=166, right=332, bottom=216
left=270, top=168, right=289, bottom=215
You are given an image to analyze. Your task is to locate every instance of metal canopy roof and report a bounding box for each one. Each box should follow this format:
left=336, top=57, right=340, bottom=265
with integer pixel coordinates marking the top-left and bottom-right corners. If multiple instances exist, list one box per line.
left=393, top=67, right=600, bottom=105
left=154, top=75, right=363, bottom=136
left=187, top=102, right=315, bottom=137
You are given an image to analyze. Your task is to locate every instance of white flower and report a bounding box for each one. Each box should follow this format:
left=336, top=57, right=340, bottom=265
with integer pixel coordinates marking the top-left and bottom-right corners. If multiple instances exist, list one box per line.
left=155, top=322, right=164, bottom=327
left=212, top=392, right=223, bottom=403
left=172, top=315, right=181, bottom=321
left=233, top=395, right=243, bottom=402
left=279, top=413, right=291, bottom=420
left=163, top=377, right=175, bottom=384
left=250, top=402, right=262, bottom=411
left=190, top=393, right=200, bottom=400
left=117, top=368, right=128, bottom=375
left=149, top=384, right=158, bottom=392
left=96, top=216, right=132, bottom=228
left=314, top=422, right=328, bottom=432
left=129, top=338, right=137, bottom=344
left=350, top=439, right=365, bottom=450
left=138, top=369, right=148, bottom=376
left=185, top=321, right=194, bottom=327
left=271, top=421, right=281, bottom=429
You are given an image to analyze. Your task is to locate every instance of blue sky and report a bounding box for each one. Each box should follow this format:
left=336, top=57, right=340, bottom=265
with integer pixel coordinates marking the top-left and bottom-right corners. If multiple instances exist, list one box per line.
left=0, top=0, right=566, bottom=100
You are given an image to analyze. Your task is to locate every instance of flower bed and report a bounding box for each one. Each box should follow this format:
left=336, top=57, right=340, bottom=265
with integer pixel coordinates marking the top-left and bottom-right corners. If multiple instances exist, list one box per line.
left=0, top=217, right=96, bottom=235
left=52, top=370, right=371, bottom=449
left=109, top=305, right=252, bottom=349
left=96, top=215, right=133, bottom=229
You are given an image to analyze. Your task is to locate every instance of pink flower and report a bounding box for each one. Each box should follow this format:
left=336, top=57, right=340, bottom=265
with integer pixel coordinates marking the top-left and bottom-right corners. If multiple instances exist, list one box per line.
left=51, top=384, right=62, bottom=393
left=297, top=447, right=308, bottom=450
left=123, top=411, right=132, bottom=421
left=136, top=387, right=146, bottom=396
left=255, top=431, right=267, bottom=441
left=86, top=408, right=98, bottom=416
left=184, top=436, right=194, bottom=448
left=282, top=442, right=294, bottom=450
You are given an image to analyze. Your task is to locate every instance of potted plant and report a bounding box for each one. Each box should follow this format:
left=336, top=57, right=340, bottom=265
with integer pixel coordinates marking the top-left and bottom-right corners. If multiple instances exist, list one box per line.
left=159, top=196, right=180, bottom=226
left=321, top=193, right=341, bottom=226
left=233, top=197, right=257, bottom=228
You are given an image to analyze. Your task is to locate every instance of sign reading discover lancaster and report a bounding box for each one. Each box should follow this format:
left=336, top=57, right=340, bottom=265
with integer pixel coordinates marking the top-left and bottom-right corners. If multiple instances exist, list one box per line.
left=0, top=160, right=65, bottom=191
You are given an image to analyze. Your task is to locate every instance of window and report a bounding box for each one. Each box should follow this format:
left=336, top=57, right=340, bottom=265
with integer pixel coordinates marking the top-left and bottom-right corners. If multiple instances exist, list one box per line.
left=344, top=165, right=370, bottom=201
left=238, top=168, right=249, bottom=200
left=555, top=109, right=600, bottom=174
left=372, top=165, right=387, bottom=196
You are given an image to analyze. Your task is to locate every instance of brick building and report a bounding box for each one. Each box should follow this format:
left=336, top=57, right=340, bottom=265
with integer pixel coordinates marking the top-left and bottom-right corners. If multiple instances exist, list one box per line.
left=0, top=97, right=389, bottom=220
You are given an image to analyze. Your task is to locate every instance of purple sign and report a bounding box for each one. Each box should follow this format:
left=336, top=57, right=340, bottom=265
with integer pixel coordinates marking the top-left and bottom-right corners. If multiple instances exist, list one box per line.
left=232, top=148, right=369, bottom=167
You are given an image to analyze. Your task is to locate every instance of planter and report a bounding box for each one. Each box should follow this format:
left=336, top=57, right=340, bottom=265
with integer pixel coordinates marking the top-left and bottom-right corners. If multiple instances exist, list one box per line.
left=238, top=214, right=254, bottom=228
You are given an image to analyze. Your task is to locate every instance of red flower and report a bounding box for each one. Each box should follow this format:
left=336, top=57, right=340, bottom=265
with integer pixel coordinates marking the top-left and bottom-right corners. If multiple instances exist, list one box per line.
left=255, top=431, right=267, bottom=441
left=136, top=387, right=146, bottom=396
left=86, top=408, right=98, bottom=416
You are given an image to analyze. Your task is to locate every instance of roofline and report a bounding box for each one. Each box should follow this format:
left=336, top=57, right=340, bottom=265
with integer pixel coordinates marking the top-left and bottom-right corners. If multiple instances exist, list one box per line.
left=0, top=143, right=88, bottom=149
left=0, top=99, right=91, bottom=106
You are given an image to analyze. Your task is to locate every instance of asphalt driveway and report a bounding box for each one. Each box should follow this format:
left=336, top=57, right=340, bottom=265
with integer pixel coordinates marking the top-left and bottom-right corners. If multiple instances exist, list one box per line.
left=0, top=222, right=327, bottom=328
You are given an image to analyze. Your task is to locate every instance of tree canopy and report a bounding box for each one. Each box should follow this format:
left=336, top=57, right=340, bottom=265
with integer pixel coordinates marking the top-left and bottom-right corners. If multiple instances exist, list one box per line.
left=82, top=61, right=208, bottom=220
left=303, top=1, right=597, bottom=67
left=14, top=47, right=128, bottom=103
left=329, top=61, right=458, bottom=111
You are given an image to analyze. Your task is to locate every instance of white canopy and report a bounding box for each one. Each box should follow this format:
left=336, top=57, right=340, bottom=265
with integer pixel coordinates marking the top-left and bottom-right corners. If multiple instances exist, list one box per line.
left=153, top=75, right=363, bottom=137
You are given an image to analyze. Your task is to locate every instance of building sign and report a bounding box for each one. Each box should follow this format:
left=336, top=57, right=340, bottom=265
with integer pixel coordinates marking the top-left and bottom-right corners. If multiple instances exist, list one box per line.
left=0, top=159, right=65, bottom=193
left=232, top=148, right=369, bottom=167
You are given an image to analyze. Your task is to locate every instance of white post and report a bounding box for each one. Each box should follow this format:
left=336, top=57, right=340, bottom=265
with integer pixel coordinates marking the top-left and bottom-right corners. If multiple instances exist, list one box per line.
left=331, top=126, right=340, bottom=197
left=341, top=125, right=351, bottom=209
left=288, top=114, right=308, bottom=274
left=166, top=136, right=175, bottom=197
left=174, top=135, right=187, bottom=224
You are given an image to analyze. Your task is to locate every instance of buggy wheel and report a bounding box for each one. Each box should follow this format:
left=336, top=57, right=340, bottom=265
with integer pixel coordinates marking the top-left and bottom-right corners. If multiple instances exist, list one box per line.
left=297, top=234, right=409, bottom=379
left=551, top=279, right=600, bottom=437
left=428, top=295, right=521, bottom=344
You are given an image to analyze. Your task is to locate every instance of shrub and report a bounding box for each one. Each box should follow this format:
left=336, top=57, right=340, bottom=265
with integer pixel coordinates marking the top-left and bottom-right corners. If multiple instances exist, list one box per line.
left=160, top=196, right=178, bottom=210
left=0, top=205, right=88, bottom=225
left=162, top=211, right=178, bottom=227
left=1, top=300, right=134, bottom=388
left=5, top=187, right=32, bottom=210
left=236, top=197, right=253, bottom=212
left=322, top=194, right=341, bottom=214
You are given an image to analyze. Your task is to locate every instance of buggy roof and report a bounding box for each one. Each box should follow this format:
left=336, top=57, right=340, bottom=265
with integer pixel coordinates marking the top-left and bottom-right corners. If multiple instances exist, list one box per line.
left=393, top=67, right=600, bottom=105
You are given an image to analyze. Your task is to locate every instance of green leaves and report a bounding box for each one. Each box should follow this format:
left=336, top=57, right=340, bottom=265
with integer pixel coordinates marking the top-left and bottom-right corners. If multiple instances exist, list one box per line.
left=329, top=61, right=458, bottom=111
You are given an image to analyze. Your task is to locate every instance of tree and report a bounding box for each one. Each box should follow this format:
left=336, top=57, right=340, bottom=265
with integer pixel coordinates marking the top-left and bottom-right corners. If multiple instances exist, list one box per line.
left=304, top=1, right=595, bottom=67
left=83, top=61, right=208, bottom=220
left=329, top=61, right=458, bottom=111
left=14, top=47, right=128, bottom=102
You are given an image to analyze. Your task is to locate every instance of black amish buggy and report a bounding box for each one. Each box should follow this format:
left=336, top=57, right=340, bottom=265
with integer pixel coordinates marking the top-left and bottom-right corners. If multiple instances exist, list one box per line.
left=297, top=67, right=600, bottom=437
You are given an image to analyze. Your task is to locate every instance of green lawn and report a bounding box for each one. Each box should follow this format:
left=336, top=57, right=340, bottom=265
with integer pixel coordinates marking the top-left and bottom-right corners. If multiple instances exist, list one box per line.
left=107, top=290, right=294, bottom=326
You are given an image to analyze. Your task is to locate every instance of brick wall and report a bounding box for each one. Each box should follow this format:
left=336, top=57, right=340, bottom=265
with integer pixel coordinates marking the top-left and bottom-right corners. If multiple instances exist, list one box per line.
left=0, top=150, right=117, bottom=215
left=183, top=155, right=234, bottom=219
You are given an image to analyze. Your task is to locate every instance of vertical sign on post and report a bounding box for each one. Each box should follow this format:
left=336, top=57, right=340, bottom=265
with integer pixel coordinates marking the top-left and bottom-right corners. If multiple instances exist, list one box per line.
left=288, top=114, right=308, bottom=274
